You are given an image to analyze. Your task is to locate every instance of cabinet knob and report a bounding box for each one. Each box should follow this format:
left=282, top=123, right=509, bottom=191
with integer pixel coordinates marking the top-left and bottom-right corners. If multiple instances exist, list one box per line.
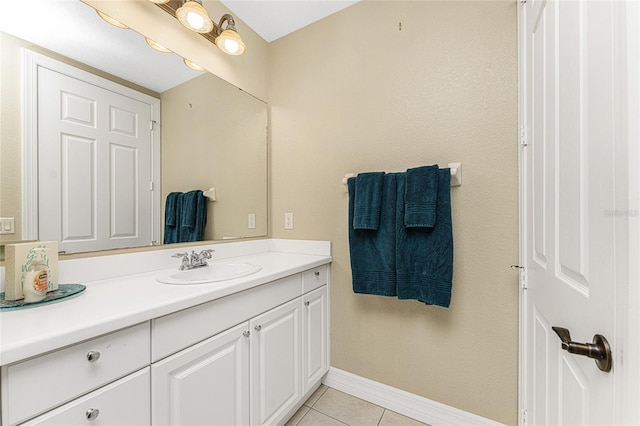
left=243, top=331, right=250, bottom=338
left=85, top=408, right=100, bottom=421
left=304, top=301, right=310, bottom=306
left=315, top=271, right=320, bottom=278
left=86, top=351, right=101, bottom=363
left=254, top=325, right=262, bottom=332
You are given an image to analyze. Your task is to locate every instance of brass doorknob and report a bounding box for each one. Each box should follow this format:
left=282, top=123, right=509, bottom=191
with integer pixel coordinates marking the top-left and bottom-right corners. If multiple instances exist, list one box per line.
left=552, top=327, right=612, bottom=372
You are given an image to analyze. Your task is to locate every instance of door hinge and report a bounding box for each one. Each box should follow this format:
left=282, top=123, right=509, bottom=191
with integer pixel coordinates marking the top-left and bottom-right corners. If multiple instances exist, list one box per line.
left=149, top=181, right=154, bottom=191
left=520, top=0, right=527, bottom=4
left=511, top=265, right=527, bottom=289
left=521, top=409, right=528, bottom=425
left=520, top=124, right=528, bottom=146
left=150, top=120, right=156, bottom=130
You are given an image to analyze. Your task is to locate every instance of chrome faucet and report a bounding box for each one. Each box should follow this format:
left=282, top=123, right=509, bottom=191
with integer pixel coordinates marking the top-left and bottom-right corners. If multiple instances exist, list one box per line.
left=172, top=249, right=215, bottom=270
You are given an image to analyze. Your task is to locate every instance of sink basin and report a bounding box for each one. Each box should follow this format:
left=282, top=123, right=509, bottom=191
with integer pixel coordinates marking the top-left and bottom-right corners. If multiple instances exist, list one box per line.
left=157, top=262, right=262, bottom=285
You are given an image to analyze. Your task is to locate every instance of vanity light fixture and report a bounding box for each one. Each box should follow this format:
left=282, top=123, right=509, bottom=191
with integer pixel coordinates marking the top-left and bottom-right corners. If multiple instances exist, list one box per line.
left=176, top=0, right=214, bottom=33
left=145, top=37, right=172, bottom=53
left=152, top=0, right=246, bottom=55
left=96, top=10, right=129, bottom=29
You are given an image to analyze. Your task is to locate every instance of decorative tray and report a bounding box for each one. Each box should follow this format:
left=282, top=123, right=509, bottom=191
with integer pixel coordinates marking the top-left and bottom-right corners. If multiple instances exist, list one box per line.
left=0, top=284, right=86, bottom=311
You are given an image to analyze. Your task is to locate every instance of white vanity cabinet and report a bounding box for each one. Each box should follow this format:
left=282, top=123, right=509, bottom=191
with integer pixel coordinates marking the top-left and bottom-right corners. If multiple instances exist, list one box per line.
left=302, top=285, right=328, bottom=396
left=250, top=298, right=302, bottom=425
left=0, top=323, right=150, bottom=426
left=0, top=255, right=330, bottom=426
left=150, top=265, right=329, bottom=426
left=152, top=322, right=251, bottom=426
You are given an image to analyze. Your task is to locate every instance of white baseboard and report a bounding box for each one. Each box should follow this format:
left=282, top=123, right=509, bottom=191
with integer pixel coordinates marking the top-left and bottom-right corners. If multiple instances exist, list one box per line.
left=322, top=368, right=504, bottom=426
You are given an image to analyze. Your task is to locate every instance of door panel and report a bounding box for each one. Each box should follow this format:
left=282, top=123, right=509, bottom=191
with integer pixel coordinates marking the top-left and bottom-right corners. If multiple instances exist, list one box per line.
left=522, top=0, right=625, bottom=424
left=37, top=65, right=153, bottom=252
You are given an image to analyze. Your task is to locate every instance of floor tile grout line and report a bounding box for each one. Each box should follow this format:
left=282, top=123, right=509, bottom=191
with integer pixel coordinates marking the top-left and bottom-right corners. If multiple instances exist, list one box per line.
left=308, top=408, right=351, bottom=425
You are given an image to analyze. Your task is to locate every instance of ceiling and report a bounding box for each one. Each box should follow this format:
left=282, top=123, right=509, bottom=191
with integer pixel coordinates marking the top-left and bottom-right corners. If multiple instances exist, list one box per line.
left=220, top=0, right=358, bottom=43
left=0, top=0, right=357, bottom=94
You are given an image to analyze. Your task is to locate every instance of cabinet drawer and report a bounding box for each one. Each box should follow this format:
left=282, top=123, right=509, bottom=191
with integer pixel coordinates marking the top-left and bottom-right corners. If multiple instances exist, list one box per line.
left=23, top=368, right=150, bottom=425
left=152, top=274, right=301, bottom=362
left=4, top=322, right=149, bottom=425
left=302, top=266, right=328, bottom=293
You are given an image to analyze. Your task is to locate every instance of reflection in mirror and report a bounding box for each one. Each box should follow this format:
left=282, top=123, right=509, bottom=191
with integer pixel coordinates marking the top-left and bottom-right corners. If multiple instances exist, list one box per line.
left=0, top=0, right=267, bottom=257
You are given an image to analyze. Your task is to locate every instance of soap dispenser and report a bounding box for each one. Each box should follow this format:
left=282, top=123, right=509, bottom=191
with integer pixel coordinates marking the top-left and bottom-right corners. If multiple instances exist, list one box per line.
left=23, top=247, right=49, bottom=303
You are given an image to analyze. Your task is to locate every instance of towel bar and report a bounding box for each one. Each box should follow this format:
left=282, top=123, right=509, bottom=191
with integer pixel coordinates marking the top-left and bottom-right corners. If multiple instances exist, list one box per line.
left=342, top=162, right=462, bottom=192
left=203, top=188, right=216, bottom=201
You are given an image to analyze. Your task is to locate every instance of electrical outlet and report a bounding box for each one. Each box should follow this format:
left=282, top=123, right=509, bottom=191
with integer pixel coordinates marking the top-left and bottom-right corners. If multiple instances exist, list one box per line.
left=284, top=212, right=294, bottom=230
left=248, top=213, right=256, bottom=229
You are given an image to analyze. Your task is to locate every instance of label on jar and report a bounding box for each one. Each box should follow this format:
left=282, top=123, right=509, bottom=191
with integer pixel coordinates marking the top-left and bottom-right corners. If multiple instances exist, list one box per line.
left=33, top=270, right=48, bottom=293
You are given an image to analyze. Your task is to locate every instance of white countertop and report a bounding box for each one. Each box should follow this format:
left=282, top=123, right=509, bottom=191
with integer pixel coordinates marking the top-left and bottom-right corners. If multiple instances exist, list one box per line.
left=0, top=240, right=331, bottom=366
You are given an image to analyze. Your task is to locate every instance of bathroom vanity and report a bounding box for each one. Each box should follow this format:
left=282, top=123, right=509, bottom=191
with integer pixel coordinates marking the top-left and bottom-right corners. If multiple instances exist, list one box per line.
left=0, top=239, right=331, bottom=426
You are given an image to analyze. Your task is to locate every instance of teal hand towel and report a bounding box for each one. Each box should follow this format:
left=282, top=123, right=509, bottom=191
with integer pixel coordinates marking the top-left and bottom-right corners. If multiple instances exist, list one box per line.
left=405, top=165, right=439, bottom=228
left=180, top=190, right=207, bottom=242
left=348, top=174, right=397, bottom=296
left=163, top=192, right=183, bottom=244
left=396, top=169, right=453, bottom=307
left=353, top=172, right=385, bottom=230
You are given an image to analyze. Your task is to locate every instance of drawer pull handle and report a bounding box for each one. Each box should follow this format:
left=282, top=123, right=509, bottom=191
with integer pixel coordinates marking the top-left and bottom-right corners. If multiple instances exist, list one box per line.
left=315, top=271, right=320, bottom=277
left=254, top=325, right=262, bottom=332
left=86, top=351, right=101, bottom=363
left=304, top=301, right=310, bottom=306
left=85, top=408, right=100, bottom=421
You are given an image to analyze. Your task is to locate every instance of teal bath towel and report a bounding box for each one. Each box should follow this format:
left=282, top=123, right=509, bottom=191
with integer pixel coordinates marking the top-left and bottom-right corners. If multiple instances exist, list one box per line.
left=180, top=190, right=207, bottom=242
left=164, top=190, right=207, bottom=243
left=163, top=192, right=182, bottom=244
left=405, top=165, right=439, bottom=229
left=396, top=169, right=453, bottom=307
left=353, top=172, right=385, bottom=230
left=348, top=174, right=397, bottom=296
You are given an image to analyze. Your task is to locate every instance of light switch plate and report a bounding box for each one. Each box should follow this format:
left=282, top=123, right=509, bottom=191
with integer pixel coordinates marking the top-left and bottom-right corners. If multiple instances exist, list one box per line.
left=248, top=213, right=256, bottom=229
left=0, top=217, right=15, bottom=234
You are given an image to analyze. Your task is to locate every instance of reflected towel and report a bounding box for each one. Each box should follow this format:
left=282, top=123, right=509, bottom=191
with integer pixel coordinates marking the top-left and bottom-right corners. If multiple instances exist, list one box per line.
left=353, top=172, right=385, bottom=230
left=405, top=165, right=439, bottom=229
left=180, top=190, right=207, bottom=242
left=348, top=174, right=397, bottom=296
left=164, top=192, right=183, bottom=244
left=396, top=169, right=454, bottom=307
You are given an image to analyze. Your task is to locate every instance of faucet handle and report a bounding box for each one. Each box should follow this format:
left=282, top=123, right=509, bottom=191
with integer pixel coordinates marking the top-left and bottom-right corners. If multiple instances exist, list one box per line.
left=172, top=252, right=188, bottom=259
left=199, top=249, right=215, bottom=259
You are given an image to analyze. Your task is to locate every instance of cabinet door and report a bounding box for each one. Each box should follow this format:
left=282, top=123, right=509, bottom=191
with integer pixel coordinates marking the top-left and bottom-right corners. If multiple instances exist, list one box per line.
left=302, top=286, right=329, bottom=395
left=152, top=322, right=250, bottom=426
left=250, top=298, right=302, bottom=425
left=23, top=368, right=150, bottom=425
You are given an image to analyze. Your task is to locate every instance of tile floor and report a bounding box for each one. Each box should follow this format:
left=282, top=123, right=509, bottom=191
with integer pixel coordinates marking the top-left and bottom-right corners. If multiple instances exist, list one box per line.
left=286, top=385, right=430, bottom=426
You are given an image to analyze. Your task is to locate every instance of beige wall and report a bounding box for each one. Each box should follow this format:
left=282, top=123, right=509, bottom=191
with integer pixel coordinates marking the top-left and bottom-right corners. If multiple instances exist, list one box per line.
left=268, top=1, right=518, bottom=424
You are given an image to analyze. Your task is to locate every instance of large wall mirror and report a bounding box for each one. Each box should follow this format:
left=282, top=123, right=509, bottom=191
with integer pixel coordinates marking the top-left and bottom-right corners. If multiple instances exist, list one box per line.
left=0, top=0, right=267, bottom=257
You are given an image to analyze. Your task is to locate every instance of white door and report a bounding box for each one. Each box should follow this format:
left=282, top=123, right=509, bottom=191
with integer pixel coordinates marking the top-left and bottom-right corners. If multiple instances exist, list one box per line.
left=520, top=0, right=636, bottom=424
left=151, top=322, right=250, bottom=426
left=302, top=286, right=329, bottom=395
left=37, top=65, right=153, bottom=253
left=250, top=298, right=302, bottom=425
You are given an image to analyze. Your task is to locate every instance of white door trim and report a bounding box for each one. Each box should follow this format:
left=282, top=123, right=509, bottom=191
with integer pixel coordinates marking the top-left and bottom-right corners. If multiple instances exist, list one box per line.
left=21, top=49, right=161, bottom=246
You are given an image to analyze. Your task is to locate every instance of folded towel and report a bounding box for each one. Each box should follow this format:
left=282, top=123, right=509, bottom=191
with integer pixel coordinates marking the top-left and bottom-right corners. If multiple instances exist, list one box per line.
left=405, top=165, right=439, bottom=228
left=396, top=169, right=454, bottom=307
left=353, top=172, right=385, bottom=230
left=164, top=192, right=183, bottom=244
left=348, top=174, right=397, bottom=296
left=180, top=190, right=207, bottom=242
